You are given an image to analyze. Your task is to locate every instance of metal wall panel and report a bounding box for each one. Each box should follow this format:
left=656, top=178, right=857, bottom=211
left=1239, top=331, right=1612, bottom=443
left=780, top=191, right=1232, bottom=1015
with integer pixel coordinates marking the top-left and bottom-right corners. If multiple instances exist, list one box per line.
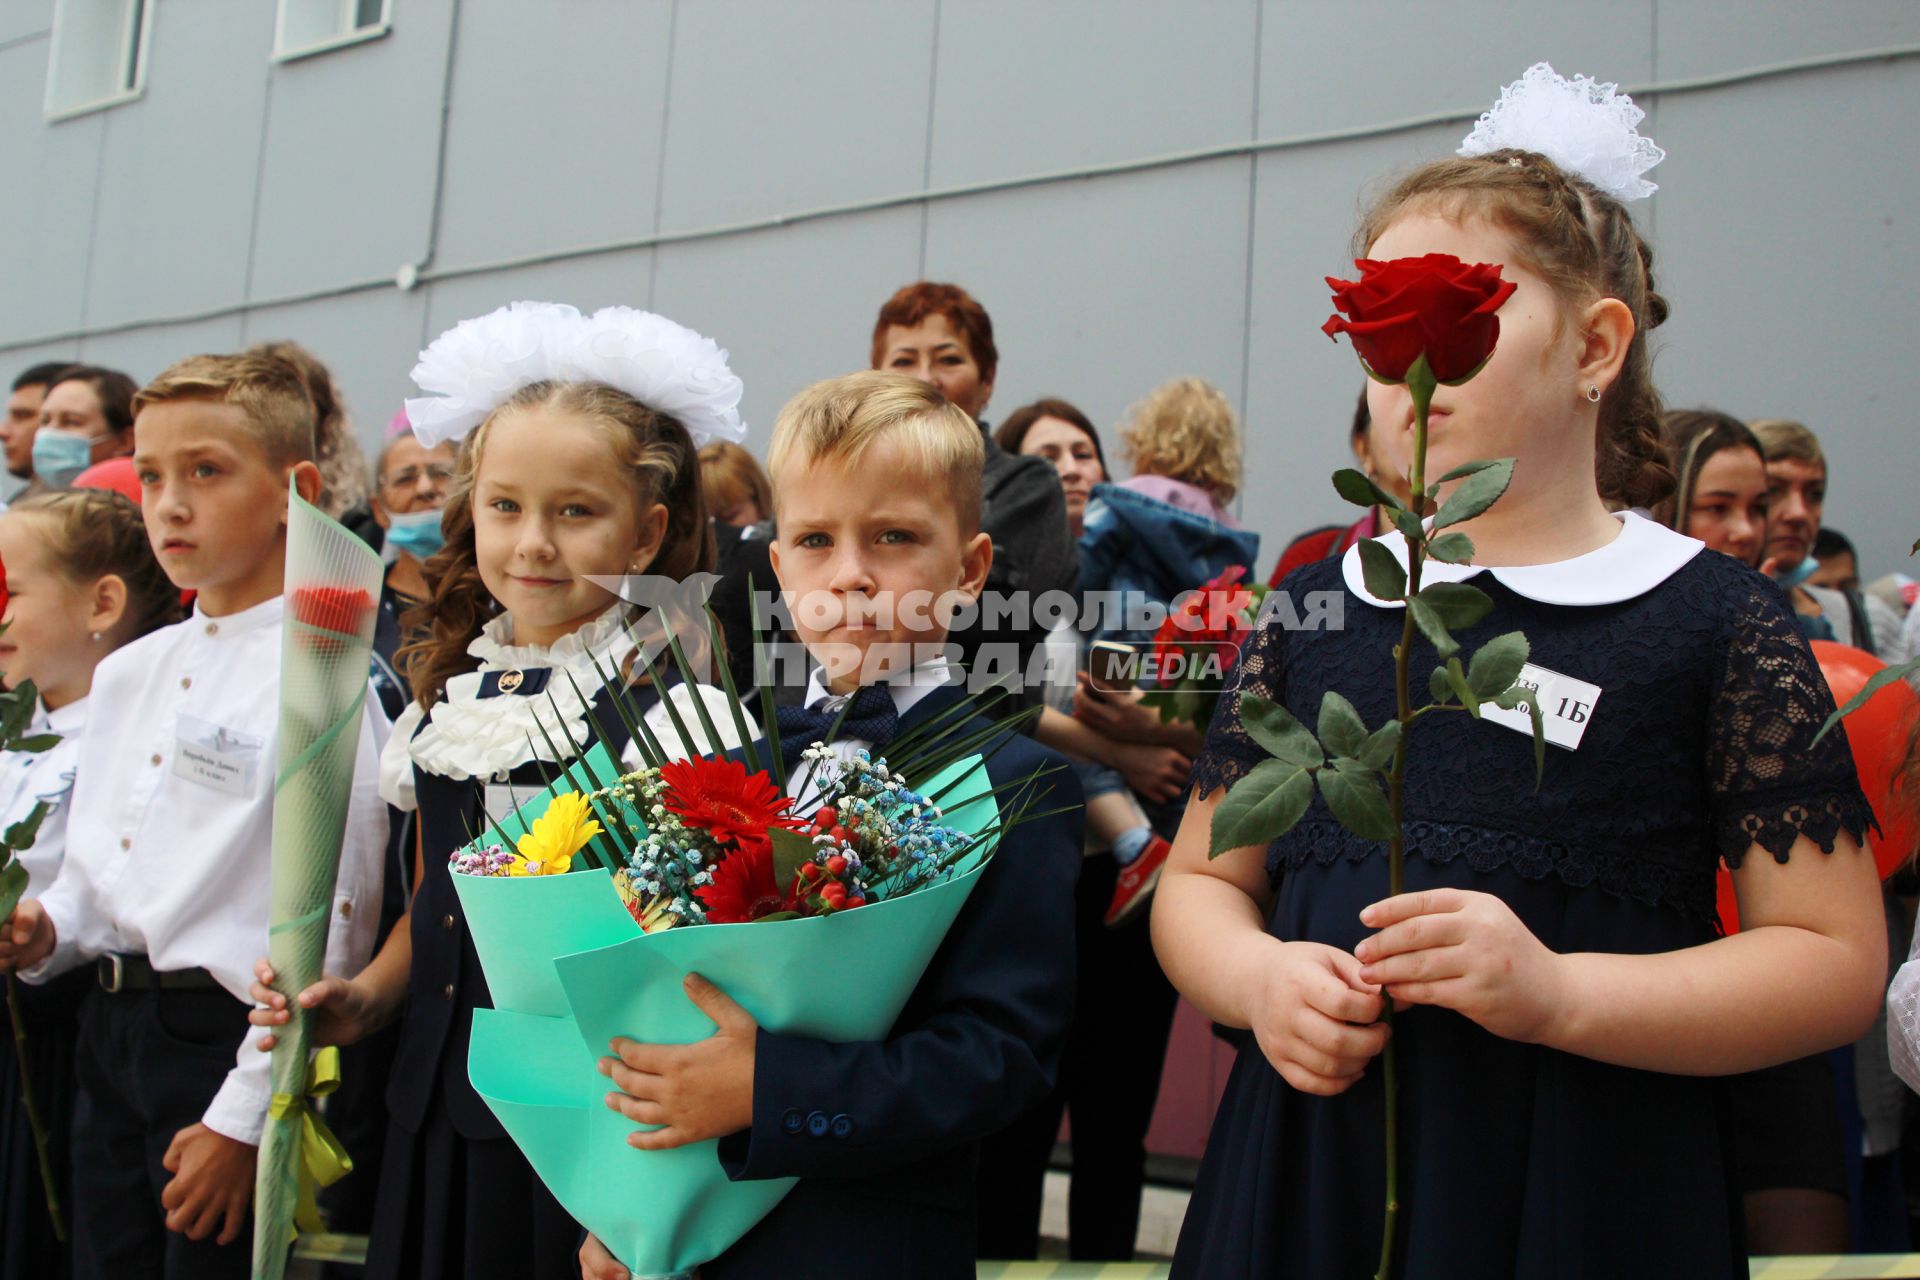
left=923, top=160, right=1252, bottom=487
left=428, top=0, right=674, bottom=272
left=650, top=205, right=923, bottom=441
left=83, top=0, right=272, bottom=325
left=927, top=0, right=1259, bottom=188
left=247, top=0, right=453, bottom=300
left=654, top=0, right=936, bottom=229
left=0, top=39, right=98, bottom=345
left=1256, top=0, right=1653, bottom=136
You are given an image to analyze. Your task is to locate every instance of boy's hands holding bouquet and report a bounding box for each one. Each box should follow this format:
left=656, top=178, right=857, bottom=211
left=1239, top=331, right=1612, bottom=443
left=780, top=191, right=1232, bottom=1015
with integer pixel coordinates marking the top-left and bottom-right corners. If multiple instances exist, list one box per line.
left=599, top=972, right=757, bottom=1149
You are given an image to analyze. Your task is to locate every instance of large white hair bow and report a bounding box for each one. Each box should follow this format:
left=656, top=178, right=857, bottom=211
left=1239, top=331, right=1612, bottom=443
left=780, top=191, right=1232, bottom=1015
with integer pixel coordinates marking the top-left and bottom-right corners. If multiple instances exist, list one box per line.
left=1458, top=62, right=1665, bottom=202
left=405, top=301, right=748, bottom=448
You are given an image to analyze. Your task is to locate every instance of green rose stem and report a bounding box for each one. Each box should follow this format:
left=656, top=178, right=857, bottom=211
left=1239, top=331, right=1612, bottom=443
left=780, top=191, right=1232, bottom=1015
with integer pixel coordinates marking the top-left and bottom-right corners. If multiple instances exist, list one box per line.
left=5, top=972, right=63, bottom=1241
left=1373, top=354, right=1436, bottom=1280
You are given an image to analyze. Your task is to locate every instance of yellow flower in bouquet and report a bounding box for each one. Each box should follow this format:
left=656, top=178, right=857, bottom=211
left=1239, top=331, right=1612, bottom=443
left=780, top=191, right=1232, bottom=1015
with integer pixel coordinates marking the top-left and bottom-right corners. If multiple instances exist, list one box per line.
left=510, top=793, right=604, bottom=877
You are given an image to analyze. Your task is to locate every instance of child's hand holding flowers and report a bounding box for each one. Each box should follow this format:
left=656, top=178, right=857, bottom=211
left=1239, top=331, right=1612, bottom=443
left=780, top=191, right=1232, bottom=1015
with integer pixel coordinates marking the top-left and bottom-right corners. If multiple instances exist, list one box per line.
left=598, top=972, right=758, bottom=1149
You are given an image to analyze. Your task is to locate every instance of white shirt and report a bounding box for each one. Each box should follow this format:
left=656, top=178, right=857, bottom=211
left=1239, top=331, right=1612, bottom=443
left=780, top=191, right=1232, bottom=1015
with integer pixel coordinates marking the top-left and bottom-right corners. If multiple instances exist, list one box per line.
left=0, top=696, right=87, bottom=900
left=29, top=596, right=389, bottom=1145
left=785, top=656, right=958, bottom=804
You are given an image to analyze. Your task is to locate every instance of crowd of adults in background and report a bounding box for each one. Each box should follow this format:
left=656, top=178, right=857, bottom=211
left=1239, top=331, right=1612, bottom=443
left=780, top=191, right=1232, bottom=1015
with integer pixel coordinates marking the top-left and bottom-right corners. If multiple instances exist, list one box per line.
left=3, top=273, right=1919, bottom=1267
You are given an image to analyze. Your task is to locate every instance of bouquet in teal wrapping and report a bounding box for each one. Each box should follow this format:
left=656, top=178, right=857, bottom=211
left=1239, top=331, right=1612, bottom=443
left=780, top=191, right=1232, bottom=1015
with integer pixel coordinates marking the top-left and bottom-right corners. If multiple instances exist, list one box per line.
left=251, top=484, right=383, bottom=1280
left=447, top=638, right=1055, bottom=1279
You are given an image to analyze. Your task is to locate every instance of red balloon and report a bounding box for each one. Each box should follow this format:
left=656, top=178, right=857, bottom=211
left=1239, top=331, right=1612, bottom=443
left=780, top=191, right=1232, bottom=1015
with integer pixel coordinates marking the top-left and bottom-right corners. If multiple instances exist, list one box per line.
left=1718, top=640, right=1920, bottom=932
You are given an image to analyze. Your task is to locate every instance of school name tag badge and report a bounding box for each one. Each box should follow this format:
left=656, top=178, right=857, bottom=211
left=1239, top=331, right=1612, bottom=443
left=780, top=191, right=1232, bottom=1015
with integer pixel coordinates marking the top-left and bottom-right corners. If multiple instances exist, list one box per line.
left=173, top=714, right=264, bottom=796
left=1479, top=663, right=1601, bottom=751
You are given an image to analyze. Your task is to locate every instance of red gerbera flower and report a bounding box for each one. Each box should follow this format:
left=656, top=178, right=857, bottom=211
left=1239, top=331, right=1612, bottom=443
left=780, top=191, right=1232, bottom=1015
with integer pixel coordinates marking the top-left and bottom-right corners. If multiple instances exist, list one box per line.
left=657, top=756, right=800, bottom=850
left=697, top=842, right=801, bottom=924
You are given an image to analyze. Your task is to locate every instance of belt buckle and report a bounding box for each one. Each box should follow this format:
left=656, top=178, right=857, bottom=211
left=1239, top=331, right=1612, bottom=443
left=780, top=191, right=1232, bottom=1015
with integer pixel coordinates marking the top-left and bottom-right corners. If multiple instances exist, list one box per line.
left=99, top=954, right=124, bottom=994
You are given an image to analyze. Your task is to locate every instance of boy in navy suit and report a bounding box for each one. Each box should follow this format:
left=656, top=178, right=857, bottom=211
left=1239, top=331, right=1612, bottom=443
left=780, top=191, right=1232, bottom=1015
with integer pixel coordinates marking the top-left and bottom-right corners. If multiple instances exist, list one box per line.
left=581, top=372, right=1083, bottom=1279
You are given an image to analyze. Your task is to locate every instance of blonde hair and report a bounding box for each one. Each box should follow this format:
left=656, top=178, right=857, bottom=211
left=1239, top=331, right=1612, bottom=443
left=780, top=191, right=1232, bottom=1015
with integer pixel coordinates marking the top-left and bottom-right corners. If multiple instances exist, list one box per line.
left=8, top=489, right=183, bottom=643
left=1119, top=377, right=1243, bottom=504
left=247, top=340, right=371, bottom=518
left=767, top=372, right=984, bottom=534
left=698, top=442, right=774, bottom=521
left=399, top=380, right=713, bottom=709
left=132, top=353, right=317, bottom=468
left=1749, top=418, right=1825, bottom=471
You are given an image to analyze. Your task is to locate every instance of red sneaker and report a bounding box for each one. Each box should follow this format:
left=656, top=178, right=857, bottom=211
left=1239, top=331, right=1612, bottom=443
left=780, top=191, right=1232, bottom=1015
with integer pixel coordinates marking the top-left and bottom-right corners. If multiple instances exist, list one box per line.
left=1104, top=835, right=1172, bottom=927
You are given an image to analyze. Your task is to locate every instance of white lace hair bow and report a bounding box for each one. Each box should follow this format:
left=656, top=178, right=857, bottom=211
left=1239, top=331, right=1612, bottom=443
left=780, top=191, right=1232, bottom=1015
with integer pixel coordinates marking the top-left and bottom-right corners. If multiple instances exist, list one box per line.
left=405, top=301, right=749, bottom=448
left=1458, top=62, right=1665, bottom=202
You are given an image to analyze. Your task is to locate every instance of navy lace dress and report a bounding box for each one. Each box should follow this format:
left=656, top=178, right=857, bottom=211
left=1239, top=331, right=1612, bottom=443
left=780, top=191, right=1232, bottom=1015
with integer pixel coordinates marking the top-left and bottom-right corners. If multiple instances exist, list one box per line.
left=1174, top=545, right=1873, bottom=1280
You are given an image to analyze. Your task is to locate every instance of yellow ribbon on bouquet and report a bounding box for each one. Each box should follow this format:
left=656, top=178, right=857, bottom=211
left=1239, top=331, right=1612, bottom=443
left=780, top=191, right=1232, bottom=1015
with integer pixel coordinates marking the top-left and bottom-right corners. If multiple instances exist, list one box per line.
left=265, top=1046, right=354, bottom=1236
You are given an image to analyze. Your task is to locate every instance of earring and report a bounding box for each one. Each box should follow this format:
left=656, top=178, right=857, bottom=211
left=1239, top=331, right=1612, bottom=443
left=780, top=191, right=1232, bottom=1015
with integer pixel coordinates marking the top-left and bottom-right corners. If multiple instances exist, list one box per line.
left=90, top=631, right=102, bottom=642
left=1586, top=385, right=1602, bottom=403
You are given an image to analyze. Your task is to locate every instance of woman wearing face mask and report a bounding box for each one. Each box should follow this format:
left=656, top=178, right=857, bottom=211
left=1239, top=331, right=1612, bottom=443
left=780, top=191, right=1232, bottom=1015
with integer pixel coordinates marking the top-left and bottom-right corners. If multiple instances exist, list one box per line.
left=370, top=411, right=456, bottom=719
left=31, top=366, right=136, bottom=491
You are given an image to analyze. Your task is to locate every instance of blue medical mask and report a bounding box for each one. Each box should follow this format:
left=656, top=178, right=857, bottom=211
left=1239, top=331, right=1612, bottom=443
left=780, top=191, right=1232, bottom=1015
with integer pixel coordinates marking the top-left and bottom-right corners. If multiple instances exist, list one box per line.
left=384, top=507, right=445, bottom=560
left=1769, top=556, right=1820, bottom=591
left=31, top=427, right=97, bottom=489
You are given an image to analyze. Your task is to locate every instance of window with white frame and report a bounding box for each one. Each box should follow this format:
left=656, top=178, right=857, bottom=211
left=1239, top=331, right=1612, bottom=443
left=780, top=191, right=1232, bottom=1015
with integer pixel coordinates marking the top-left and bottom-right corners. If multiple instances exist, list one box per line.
left=275, top=0, right=391, bottom=61
left=44, top=0, right=150, bottom=120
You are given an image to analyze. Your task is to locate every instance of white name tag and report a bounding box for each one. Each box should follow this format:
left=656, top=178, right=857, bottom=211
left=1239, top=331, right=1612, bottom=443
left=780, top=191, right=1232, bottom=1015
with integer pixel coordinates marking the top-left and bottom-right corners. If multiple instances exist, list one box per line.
left=1479, top=662, right=1602, bottom=751
left=173, top=715, right=264, bottom=795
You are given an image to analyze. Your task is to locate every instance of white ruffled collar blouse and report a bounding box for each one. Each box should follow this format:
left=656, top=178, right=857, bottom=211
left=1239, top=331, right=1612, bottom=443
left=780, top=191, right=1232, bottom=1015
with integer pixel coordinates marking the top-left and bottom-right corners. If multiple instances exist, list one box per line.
left=377, top=602, right=755, bottom=811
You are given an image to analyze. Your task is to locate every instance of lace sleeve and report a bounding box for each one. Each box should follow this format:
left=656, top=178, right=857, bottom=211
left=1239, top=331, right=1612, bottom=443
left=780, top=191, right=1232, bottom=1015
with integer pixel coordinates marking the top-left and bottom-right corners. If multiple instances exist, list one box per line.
left=1709, top=576, right=1875, bottom=867
left=1187, top=611, right=1289, bottom=802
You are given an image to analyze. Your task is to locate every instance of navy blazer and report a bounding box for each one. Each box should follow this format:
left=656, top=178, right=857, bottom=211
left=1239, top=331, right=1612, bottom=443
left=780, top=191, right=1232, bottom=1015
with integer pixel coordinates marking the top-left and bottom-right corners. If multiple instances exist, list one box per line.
left=704, top=682, right=1084, bottom=1278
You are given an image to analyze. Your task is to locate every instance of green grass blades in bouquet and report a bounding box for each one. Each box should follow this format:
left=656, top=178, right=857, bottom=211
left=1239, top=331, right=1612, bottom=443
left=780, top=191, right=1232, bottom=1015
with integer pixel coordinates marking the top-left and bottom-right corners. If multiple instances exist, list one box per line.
left=451, top=750, right=1005, bottom=1278
left=253, top=482, right=383, bottom=1280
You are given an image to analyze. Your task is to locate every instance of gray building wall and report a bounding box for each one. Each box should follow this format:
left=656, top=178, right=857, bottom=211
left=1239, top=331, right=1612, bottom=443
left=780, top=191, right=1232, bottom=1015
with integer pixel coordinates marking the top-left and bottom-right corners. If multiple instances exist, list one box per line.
left=3, top=1, right=1917, bottom=574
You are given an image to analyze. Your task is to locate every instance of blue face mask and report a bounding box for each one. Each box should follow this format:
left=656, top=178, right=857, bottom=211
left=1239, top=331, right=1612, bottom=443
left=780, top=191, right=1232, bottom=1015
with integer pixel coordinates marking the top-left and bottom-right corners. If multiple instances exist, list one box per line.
left=1770, top=556, right=1820, bottom=591
left=384, top=507, right=445, bottom=560
left=31, top=427, right=97, bottom=489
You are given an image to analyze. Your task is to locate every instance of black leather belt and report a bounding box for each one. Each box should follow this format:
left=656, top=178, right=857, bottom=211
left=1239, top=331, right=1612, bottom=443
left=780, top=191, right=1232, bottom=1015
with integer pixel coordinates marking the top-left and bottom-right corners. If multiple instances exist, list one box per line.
left=96, top=954, right=223, bottom=994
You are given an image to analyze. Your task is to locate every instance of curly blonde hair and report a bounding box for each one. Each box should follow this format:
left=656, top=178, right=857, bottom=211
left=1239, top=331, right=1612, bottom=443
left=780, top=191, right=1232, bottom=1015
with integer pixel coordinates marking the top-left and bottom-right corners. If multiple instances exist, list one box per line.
left=1119, top=377, right=1243, bottom=504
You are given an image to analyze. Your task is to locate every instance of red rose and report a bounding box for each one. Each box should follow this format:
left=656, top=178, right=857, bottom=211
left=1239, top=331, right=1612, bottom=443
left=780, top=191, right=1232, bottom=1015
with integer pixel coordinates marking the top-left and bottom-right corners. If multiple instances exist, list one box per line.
left=0, top=550, right=9, bottom=622
left=1322, top=254, right=1516, bottom=383
left=291, top=585, right=375, bottom=638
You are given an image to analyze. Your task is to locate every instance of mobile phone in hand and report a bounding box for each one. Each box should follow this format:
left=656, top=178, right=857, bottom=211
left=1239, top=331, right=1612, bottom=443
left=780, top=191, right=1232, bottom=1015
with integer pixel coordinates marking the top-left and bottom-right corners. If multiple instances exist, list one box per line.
left=1087, top=640, right=1139, bottom=693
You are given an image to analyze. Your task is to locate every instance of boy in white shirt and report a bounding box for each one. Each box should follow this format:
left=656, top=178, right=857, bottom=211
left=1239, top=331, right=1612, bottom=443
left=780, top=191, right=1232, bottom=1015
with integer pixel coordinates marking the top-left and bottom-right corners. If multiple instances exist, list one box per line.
left=0, top=352, right=387, bottom=1280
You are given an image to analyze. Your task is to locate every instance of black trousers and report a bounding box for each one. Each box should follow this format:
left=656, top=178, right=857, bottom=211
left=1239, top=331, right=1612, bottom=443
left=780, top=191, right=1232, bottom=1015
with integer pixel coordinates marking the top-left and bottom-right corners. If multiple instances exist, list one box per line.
left=71, top=984, right=253, bottom=1280
left=975, top=852, right=1181, bottom=1260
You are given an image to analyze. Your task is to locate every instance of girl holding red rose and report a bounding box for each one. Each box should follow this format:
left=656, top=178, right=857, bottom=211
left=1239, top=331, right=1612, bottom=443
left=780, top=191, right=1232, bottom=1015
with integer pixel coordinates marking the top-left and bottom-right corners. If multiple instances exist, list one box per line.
left=1152, top=146, right=1885, bottom=1277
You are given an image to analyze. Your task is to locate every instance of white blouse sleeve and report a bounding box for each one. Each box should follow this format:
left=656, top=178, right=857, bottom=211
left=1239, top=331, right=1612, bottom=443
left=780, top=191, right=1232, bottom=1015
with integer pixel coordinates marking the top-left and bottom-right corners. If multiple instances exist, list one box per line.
left=378, top=700, right=426, bottom=812
left=1888, top=928, right=1920, bottom=1095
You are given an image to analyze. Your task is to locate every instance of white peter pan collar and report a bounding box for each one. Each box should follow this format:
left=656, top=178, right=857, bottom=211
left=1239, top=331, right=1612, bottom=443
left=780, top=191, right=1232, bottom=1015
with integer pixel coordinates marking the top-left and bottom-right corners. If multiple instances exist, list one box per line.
left=1341, top=510, right=1704, bottom=608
